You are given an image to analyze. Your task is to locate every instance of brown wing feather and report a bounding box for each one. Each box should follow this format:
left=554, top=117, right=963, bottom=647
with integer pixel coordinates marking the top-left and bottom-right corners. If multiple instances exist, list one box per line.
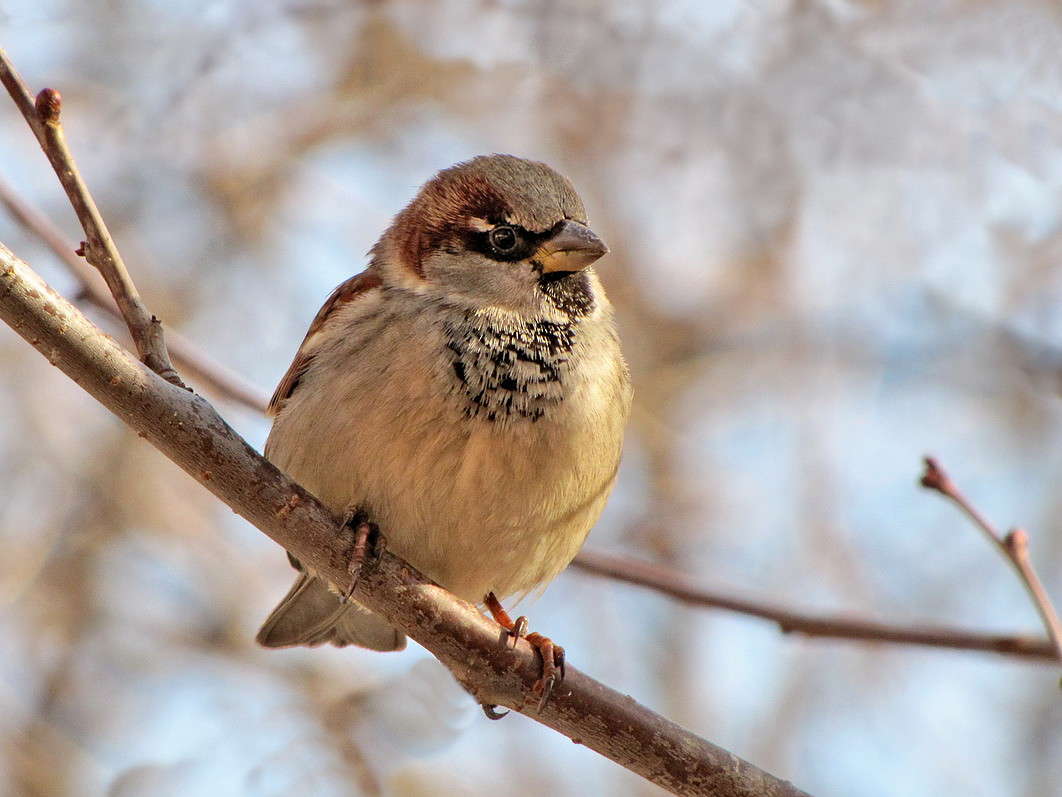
left=268, top=270, right=382, bottom=415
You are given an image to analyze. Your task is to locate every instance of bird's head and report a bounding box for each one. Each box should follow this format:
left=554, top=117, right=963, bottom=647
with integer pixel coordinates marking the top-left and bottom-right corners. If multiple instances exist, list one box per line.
left=373, top=154, right=608, bottom=319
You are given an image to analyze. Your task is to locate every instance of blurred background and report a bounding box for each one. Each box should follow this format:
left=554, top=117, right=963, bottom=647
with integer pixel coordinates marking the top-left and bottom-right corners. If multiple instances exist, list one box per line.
left=1, top=1, right=1061, bottom=795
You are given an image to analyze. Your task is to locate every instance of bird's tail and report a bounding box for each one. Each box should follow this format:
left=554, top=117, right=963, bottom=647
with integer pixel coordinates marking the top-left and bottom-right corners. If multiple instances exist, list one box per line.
left=256, top=571, right=406, bottom=651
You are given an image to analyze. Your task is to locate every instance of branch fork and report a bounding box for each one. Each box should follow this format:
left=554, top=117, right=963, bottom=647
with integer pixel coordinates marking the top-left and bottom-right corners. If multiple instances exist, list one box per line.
left=920, top=457, right=1062, bottom=662
left=0, top=51, right=184, bottom=387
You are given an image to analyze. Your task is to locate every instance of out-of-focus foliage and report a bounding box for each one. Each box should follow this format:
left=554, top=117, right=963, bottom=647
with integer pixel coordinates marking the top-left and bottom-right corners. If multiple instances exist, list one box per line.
left=1, top=2, right=1061, bottom=795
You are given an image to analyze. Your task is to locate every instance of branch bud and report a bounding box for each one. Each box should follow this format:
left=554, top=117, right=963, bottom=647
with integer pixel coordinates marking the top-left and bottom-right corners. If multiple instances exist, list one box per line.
left=34, top=88, right=61, bottom=124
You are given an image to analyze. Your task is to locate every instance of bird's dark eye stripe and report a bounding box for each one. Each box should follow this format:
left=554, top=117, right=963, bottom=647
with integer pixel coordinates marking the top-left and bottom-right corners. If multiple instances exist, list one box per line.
left=465, top=222, right=553, bottom=262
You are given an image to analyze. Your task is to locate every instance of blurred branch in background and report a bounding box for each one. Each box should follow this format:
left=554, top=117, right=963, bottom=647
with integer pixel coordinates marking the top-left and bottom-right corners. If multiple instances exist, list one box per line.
left=2, top=167, right=1058, bottom=667
left=0, top=177, right=269, bottom=413
left=575, top=548, right=1059, bottom=662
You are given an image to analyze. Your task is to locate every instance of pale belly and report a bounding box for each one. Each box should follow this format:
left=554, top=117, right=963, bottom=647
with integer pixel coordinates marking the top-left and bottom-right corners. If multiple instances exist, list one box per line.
left=266, top=297, right=629, bottom=603
left=267, top=361, right=624, bottom=603
left=381, top=428, right=617, bottom=600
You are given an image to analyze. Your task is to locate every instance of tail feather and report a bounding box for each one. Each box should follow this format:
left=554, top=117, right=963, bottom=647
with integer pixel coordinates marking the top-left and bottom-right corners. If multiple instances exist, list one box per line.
left=256, top=572, right=405, bottom=651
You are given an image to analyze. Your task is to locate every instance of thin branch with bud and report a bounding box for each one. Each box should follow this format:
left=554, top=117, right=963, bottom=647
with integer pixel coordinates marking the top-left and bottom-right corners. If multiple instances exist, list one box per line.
left=0, top=49, right=184, bottom=386
left=920, top=456, right=1062, bottom=661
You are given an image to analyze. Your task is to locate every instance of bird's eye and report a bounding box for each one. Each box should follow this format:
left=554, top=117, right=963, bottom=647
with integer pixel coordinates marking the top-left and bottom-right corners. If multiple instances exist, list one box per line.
left=489, top=226, right=518, bottom=252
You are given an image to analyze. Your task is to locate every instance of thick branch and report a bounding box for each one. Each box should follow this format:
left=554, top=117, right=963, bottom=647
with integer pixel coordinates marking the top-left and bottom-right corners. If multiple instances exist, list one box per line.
left=921, top=457, right=1062, bottom=661
left=0, top=242, right=810, bottom=797
left=572, top=550, right=1058, bottom=661
left=0, top=49, right=183, bottom=386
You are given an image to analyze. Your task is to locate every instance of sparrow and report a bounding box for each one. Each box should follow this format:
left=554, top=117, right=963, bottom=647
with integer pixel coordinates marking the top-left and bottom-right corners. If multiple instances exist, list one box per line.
left=256, top=154, right=631, bottom=705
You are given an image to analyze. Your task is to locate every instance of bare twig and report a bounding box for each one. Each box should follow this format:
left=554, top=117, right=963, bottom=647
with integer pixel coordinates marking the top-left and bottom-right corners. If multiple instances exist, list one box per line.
left=0, top=242, right=811, bottom=797
left=0, top=178, right=269, bottom=413
left=0, top=49, right=184, bottom=387
left=573, top=549, right=1059, bottom=661
left=921, top=456, right=1062, bottom=661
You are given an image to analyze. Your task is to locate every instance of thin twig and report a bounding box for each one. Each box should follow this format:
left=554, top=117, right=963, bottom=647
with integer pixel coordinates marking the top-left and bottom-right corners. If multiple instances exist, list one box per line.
left=921, top=456, right=1062, bottom=661
left=0, top=48, right=184, bottom=387
left=0, top=178, right=268, bottom=412
left=573, top=549, right=1058, bottom=661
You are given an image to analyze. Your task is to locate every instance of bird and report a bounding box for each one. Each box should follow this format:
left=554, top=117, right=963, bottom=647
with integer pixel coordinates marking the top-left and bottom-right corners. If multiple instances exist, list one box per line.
left=256, top=154, right=631, bottom=705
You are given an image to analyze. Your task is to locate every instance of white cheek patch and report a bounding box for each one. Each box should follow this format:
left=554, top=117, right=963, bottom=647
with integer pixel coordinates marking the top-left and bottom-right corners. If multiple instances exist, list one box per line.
left=467, top=216, right=494, bottom=232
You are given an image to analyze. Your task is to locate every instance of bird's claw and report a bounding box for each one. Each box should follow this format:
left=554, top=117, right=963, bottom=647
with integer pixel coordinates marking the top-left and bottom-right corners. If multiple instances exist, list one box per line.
left=341, top=508, right=384, bottom=603
left=525, top=632, right=565, bottom=713
left=509, top=615, right=529, bottom=646
left=534, top=674, right=556, bottom=713
left=481, top=703, right=510, bottom=720
left=483, top=592, right=567, bottom=713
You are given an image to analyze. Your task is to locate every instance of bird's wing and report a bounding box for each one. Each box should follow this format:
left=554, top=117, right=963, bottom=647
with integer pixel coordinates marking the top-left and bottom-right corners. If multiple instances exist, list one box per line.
left=267, top=269, right=383, bottom=415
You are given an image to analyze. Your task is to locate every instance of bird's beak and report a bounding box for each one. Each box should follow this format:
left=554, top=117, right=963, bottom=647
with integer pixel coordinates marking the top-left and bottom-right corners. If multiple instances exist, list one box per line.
left=535, top=220, right=608, bottom=274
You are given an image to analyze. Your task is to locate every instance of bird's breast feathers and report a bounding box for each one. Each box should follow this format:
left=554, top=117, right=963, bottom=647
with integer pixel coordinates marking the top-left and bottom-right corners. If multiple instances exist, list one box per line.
left=266, top=288, right=629, bottom=600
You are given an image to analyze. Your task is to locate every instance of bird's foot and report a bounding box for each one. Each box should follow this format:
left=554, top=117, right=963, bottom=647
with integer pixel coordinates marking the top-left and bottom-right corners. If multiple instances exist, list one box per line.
left=341, top=507, right=385, bottom=602
left=484, top=592, right=566, bottom=713
left=524, top=632, right=565, bottom=712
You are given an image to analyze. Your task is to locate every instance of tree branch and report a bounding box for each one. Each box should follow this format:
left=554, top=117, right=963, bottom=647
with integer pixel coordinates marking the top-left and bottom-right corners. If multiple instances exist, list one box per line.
left=572, top=549, right=1059, bottom=661
left=921, top=457, right=1062, bottom=661
left=0, top=177, right=270, bottom=413
left=0, top=241, right=810, bottom=797
left=0, top=49, right=184, bottom=387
